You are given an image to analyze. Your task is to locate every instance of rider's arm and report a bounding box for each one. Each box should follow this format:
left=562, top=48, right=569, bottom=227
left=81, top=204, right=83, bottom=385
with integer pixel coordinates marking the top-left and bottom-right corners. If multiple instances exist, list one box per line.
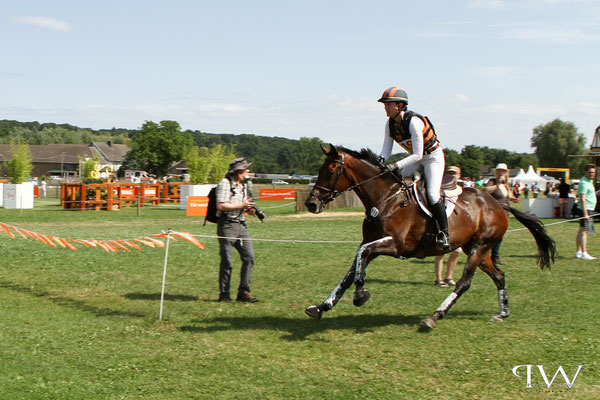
left=395, top=117, right=424, bottom=170
left=378, top=120, right=394, bottom=161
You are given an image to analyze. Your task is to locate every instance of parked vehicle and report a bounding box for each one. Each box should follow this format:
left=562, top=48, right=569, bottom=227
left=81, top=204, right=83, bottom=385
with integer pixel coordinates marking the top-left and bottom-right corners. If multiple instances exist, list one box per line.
left=272, top=179, right=289, bottom=185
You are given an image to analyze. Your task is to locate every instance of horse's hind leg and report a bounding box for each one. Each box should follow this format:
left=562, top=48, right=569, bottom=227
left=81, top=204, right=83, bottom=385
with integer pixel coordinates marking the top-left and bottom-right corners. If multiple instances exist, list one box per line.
left=422, top=249, right=482, bottom=330
left=479, top=253, right=509, bottom=322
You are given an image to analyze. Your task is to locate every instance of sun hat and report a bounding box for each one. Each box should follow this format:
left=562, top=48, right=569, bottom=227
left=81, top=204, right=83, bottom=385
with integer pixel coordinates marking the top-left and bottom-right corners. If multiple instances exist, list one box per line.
left=495, top=163, right=508, bottom=171
left=227, top=158, right=252, bottom=175
left=447, top=166, right=461, bottom=174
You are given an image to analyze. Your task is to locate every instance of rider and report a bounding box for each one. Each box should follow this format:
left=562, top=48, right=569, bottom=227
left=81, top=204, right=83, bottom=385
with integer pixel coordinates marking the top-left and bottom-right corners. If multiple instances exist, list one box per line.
left=377, top=86, right=449, bottom=251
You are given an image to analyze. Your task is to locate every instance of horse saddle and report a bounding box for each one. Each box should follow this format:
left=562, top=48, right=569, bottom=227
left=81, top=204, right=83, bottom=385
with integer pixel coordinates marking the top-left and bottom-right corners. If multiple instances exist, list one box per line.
left=413, top=175, right=462, bottom=218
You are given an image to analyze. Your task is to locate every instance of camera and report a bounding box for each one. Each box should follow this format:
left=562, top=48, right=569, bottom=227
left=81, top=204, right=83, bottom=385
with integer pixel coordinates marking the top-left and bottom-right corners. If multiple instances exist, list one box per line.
left=247, top=186, right=267, bottom=222
left=252, top=205, right=267, bottom=221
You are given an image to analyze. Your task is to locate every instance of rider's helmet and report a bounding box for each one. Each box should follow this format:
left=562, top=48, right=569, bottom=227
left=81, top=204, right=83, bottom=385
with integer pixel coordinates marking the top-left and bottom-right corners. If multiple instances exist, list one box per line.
left=378, top=87, right=408, bottom=104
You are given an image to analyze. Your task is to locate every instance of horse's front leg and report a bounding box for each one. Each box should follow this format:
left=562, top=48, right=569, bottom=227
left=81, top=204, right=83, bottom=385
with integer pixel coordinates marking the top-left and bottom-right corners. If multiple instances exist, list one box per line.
left=305, top=235, right=396, bottom=320
left=352, top=236, right=396, bottom=307
left=305, top=260, right=358, bottom=320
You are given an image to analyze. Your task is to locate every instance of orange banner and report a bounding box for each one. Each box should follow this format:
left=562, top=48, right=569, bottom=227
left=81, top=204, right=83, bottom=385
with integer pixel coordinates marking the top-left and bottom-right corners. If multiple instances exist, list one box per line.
left=259, top=188, right=296, bottom=201
left=187, top=196, right=209, bottom=216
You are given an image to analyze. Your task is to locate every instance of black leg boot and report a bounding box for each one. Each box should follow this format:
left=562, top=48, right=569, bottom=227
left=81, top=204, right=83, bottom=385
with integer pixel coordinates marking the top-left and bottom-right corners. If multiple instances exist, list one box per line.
left=430, top=201, right=450, bottom=251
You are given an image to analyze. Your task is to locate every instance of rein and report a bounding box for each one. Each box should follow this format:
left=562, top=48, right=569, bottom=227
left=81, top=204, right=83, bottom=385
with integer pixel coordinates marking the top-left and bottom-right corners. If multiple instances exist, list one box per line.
left=312, top=154, right=404, bottom=205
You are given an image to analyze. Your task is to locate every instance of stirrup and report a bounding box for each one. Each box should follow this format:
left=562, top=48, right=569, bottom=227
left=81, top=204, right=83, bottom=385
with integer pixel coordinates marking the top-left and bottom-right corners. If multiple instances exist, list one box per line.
left=436, top=232, right=450, bottom=251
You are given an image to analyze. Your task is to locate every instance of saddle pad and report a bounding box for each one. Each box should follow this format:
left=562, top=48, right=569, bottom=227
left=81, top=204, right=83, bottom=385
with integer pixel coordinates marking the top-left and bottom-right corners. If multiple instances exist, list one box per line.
left=411, top=184, right=457, bottom=218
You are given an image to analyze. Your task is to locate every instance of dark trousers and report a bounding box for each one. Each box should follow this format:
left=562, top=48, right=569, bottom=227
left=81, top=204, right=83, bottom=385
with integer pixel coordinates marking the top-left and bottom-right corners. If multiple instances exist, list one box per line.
left=491, top=238, right=503, bottom=262
left=217, top=220, right=255, bottom=295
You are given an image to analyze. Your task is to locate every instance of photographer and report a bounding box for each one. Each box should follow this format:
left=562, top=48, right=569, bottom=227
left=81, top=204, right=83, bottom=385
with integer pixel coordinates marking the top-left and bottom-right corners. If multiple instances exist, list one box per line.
left=485, top=163, right=518, bottom=266
left=215, top=158, right=260, bottom=303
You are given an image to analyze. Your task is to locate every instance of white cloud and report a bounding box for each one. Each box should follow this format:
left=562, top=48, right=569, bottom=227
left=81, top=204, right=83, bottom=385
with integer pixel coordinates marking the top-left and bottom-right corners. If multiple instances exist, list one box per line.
left=467, top=0, right=506, bottom=9
left=14, top=16, right=73, bottom=32
left=501, top=27, right=600, bottom=44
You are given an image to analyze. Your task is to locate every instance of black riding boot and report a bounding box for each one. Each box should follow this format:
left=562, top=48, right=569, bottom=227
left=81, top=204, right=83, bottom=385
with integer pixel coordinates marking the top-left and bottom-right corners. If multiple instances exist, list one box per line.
left=430, top=201, right=450, bottom=251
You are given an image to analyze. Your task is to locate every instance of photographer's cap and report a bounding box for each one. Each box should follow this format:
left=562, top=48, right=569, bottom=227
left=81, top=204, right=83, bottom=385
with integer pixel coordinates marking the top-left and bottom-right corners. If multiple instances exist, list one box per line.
left=227, top=158, right=252, bottom=175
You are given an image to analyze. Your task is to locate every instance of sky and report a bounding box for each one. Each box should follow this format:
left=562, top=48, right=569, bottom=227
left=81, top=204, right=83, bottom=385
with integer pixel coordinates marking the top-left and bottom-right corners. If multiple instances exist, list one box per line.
left=2, top=0, right=600, bottom=155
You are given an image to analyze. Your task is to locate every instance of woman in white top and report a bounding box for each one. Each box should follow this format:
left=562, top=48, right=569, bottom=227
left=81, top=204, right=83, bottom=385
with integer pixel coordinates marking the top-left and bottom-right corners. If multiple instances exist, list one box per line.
left=377, top=86, right=449, bottom=250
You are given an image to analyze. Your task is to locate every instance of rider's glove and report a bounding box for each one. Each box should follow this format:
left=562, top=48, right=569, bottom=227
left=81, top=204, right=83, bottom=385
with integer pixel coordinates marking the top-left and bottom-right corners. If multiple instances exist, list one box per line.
left=384, top=163, right=399, bottom=174
left=377, top=156, right=385, bottom=165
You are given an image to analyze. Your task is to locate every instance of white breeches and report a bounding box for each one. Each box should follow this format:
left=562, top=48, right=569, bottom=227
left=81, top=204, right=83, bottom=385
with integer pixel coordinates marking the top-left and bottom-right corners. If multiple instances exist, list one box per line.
left=401, top=148, right=445, bottom=204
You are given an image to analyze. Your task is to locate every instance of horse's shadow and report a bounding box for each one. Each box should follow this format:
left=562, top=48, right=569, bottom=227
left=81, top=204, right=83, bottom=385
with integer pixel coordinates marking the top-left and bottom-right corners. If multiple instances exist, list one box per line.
left=178, top=309, right=485, bottom=341
left=179, top=313, right=423, bottom=341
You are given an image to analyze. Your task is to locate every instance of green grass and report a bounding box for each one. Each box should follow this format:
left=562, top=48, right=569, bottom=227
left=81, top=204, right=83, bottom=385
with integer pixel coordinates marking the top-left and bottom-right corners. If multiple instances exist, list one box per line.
left=0, top=198, right=598, bottom=399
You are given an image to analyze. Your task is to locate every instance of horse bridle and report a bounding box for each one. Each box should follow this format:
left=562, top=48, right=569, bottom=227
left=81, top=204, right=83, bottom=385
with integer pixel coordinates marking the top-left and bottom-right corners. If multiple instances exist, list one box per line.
left=311, top=154, right=395, bottom=206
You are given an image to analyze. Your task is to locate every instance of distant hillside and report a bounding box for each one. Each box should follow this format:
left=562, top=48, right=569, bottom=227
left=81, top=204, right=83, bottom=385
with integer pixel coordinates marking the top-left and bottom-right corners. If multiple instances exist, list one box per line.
left=0, top=120, right=325, bottom=174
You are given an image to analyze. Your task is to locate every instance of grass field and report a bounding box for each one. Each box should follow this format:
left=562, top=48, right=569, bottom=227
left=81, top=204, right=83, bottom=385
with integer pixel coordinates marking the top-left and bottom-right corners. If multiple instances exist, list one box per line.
left=0, top=197, right=598, bottom=399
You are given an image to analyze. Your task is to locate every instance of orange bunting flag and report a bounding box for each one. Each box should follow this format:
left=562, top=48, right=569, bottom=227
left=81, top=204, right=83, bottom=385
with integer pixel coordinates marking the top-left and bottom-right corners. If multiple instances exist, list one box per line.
left=0, top=222, right=206, bottom=253
left=109, top=240, right=131, bottom=252
left=171, top=232, right=206, bottom=249
left=0, top=223, right=15, bottom=239
left=118, top=240, right=142, bottom=250
left=132, top=238, right=155, bottom=248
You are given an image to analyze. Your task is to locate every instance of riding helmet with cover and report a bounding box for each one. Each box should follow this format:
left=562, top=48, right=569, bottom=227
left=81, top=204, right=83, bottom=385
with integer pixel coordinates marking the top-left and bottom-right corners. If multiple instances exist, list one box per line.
left=378, top=87, right=409, bottom=104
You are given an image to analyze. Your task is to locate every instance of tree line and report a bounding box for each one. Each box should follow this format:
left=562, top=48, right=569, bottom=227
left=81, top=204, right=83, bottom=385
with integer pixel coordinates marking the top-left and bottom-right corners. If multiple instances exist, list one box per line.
left=0, top=118, right=592, bottom=179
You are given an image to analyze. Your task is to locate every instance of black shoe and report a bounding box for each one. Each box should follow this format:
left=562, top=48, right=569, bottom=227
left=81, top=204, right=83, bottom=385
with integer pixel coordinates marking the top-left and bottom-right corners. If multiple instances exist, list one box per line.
left=237, top=290, right=259, bottom=303
left=218, top=293, right=233, bottom=303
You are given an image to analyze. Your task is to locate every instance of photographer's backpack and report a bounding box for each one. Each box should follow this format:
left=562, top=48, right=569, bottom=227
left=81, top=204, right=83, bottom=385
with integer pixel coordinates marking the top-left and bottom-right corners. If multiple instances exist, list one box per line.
left=203, top=177, right=236, bottom=226
left=203, top=187, right=219, bottom=225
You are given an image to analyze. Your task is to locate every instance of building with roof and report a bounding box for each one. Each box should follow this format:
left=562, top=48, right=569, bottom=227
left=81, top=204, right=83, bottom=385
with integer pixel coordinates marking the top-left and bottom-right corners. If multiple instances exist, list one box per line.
left=0, top=141, right=130, bottom=178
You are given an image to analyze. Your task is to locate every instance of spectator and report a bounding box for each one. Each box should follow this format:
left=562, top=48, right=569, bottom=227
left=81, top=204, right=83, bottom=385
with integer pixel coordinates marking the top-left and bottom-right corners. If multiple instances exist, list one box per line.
left=523, top=184, right=530, bottom=199
left=433, top=165, right=462, bottom=286
left=512, top=181, right=520, bottom=199
left=215, top=158, right=260, bottom=303
left=558, top=178, right=571, bottom=218
left=40, top=177, right=47, bottom=198
left=532, top=182, right=540, bottom=198
left=485, top=163, right=519, bottom=265
left=576, top=164, right=597, bottom=260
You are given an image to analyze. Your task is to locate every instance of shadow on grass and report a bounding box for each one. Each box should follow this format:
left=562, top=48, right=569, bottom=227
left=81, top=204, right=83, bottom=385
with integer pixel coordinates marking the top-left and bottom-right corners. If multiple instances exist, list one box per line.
left=368, top=279, right=430, bottom=286
left=0, top=280, right=145, bottom=318
left=123, top=292, right=199, bottom=301
left=178, top=310, right=486, bottom=341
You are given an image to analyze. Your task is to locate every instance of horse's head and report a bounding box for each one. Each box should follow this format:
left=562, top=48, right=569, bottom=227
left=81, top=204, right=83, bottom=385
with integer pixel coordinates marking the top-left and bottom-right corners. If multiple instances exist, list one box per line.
left=305, top=144, right=353, bottom=214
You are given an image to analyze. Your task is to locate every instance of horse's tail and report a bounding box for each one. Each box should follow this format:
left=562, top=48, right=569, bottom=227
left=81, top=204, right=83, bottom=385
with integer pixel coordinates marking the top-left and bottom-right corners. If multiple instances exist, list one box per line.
left=502, top=204, right=556, bottom=270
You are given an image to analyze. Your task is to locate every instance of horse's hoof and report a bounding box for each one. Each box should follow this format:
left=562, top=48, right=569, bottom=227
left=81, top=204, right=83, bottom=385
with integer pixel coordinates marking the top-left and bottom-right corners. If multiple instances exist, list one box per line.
left=305, top=305, right=322, bottom=321
left=490, top=315, right=505, bottom=323
left=421, top=317, right=437, bottom=330
left=353, top=289, right=371, bottom=307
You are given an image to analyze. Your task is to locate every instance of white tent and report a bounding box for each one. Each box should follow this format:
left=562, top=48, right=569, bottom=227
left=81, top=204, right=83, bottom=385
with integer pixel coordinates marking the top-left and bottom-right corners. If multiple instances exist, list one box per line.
left=513, top=166, right=547, bottom=190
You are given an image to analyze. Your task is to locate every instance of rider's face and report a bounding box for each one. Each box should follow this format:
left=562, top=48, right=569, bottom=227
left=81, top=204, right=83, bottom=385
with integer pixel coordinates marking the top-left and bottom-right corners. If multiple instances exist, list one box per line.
left=384, top=102, right=402, bottom=118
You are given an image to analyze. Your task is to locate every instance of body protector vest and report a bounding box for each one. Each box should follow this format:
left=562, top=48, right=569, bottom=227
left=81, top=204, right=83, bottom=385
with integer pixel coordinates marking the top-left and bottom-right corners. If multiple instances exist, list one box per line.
left=388, top=111, right=439, bottom=155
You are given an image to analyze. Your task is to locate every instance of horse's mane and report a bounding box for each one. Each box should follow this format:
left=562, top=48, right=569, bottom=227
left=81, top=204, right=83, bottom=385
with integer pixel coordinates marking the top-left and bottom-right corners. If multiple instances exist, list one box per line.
left=336, top=146, right=380, bottom=166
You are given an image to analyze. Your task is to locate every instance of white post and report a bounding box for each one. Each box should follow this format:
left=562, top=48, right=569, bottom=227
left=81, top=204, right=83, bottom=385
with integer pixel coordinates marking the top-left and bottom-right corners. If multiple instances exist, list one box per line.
left=159, top=229, right=172, bottom=320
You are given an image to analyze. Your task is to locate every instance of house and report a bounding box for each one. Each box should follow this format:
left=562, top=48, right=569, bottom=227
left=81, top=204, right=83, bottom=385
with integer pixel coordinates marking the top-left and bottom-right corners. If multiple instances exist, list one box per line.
left=0, top=141, right=130, bottom=178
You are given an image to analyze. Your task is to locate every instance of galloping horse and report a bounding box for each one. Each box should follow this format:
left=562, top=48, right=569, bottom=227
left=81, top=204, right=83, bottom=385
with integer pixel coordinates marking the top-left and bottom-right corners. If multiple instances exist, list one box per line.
left=304, top=145, right=556, bottom=329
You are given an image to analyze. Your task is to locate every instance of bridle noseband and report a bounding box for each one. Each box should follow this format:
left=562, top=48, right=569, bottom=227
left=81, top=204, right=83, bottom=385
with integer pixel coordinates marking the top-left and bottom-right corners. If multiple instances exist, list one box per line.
left=312, top=154, right=348, bottom=205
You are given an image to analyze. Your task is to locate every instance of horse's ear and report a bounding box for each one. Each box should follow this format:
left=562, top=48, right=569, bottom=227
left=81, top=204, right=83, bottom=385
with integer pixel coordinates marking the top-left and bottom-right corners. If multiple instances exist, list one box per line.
left=328, top=143, right=339, bottom=158
left=320, top=143, right=339, bottom=158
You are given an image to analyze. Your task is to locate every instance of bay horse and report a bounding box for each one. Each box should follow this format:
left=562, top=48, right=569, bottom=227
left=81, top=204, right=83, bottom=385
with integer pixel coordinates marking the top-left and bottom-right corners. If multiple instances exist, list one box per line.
left=304, top=144, right=556, bottom=329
